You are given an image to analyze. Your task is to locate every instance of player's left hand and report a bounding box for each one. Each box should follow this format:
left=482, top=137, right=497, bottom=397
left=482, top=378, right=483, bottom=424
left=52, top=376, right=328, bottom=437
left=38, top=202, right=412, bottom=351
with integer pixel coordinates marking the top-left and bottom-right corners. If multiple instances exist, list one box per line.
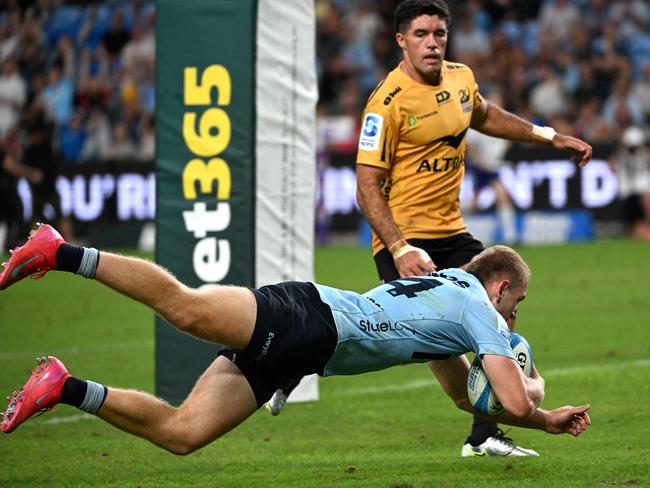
left=545, top=404, right=591, bottom=436
left=552, top=134, right=592, bottom=167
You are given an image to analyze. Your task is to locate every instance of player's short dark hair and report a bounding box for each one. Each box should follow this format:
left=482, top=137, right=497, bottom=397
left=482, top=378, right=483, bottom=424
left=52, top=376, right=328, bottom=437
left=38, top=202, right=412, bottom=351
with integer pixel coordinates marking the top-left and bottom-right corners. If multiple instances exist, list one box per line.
left=394, top=0, right=451, bottom=34
left=464, top=245, right=531, bottom=290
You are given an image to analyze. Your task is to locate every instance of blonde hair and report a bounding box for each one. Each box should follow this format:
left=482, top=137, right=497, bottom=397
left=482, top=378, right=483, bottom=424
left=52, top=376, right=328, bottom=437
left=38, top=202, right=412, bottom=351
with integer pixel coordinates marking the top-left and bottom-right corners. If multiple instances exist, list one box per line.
left=464, top=245, right=531, bottom=290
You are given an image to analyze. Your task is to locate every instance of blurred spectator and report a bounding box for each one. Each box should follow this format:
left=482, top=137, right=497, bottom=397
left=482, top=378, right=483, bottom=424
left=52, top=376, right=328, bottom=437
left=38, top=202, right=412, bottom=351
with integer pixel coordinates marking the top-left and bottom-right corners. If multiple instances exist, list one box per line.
left=76, top=47, right=110, bottom=112
left=121, top=22, right=154, bottom=72
left=609, top=126, right=650, bottom=241
left=16, top=17, right=47, bottom=94
left=102, top=10, right=131, bottom=62
left=42, top=51, right=75, bottom=127
left=450, top=13, right=490, bottom=65
left=538, top=0, right=580, bottom=43
left=601, top=76, right=647, bottom=126
left=106, top=122, right=138, bottom=161
left=0, top=128, right=36, bottom=251
left=0, top=11, right=20, bottom=62
left=570, top=60, right=601, bottom=107
left=466, top=90, right=517, bottom=244
left=80, top=107, right=111, bottom=162
left=631, top=61, right=650, bottom=121
left=42, top=63, right=74, bottom=126
left=529, top=63, right=568, bottom=120
left=59, top=110, right=87, bottom=163
left=138, top=113, right=155, bottom=161
left=0, top=57, right=26, bottom=138
left=21, top=116, right=74, bottom=241
left=607, top=0, right=649, bottom=41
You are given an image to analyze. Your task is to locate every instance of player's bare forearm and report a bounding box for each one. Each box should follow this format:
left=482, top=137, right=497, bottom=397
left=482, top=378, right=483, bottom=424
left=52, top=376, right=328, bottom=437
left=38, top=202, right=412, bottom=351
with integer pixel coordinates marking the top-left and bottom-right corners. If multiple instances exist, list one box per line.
left=356, top=164, right=403, bottom=249
left=471, top=101, right=592, bottom=166
left=525, top=375, right=545, bottom=409
left=356, top=164, right=436, bottom=276
left=470, top=101, right=537, bottom=143
left=460, top=403, right=590, bottom=436
left=428, top=356, right=471, bottom=408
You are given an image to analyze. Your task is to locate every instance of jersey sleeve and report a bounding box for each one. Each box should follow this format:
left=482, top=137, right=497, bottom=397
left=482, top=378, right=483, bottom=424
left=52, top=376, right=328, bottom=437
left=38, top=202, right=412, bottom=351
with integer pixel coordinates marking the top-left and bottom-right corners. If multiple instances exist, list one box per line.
left=356, top=99, right=399, bottom=170
left=462, top=296, right=515, bottom=359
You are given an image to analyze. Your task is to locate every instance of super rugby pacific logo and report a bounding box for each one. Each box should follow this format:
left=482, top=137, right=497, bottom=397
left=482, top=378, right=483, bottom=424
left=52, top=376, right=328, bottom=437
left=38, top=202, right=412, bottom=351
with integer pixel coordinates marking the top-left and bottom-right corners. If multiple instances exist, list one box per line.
left=358, top=113, right=384, bottom=151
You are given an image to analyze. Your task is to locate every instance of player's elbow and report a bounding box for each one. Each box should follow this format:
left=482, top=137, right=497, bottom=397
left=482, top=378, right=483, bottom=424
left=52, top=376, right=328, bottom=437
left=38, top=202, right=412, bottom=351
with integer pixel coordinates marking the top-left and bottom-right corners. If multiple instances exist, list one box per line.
left=356, top=187, right=366, bottom=212
left=455, top=396, right=474, bottom=413
left=504, top=398, right=536, bottom=418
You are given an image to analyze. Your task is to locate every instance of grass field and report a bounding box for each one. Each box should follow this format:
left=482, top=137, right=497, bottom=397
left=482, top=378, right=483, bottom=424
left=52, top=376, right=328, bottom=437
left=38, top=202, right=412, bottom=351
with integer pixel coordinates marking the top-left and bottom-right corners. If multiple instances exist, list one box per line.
left=0, top=239, right=649, bottom=487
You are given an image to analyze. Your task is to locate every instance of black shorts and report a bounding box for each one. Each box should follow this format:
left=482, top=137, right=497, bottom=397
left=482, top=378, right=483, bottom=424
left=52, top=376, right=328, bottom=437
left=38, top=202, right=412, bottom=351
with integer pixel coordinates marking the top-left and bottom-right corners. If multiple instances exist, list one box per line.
left=373, top=232, right=485, bottom=282
left=218, top=281, right=338, bottom=407
left=468, top=164, right=499, bottom=191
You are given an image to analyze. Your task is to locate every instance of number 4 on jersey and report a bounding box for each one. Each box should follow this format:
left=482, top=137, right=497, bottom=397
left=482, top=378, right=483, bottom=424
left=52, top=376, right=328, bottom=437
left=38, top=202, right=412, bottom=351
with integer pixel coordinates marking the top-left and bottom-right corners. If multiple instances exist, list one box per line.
left=386, top=277, right=443, bottom=298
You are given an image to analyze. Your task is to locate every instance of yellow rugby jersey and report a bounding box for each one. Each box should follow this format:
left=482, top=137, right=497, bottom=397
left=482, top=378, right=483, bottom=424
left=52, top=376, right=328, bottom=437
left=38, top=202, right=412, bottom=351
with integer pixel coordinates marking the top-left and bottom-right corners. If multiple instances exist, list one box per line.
left=357, top=61, right=483, bottom=254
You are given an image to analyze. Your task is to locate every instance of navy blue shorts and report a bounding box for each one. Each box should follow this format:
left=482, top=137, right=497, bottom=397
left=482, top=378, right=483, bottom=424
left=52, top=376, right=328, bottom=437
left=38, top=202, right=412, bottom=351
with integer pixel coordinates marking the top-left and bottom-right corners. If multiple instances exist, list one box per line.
left=218, top=281, right=337, bottom=407
left=468, top=165, right=499, bottom=191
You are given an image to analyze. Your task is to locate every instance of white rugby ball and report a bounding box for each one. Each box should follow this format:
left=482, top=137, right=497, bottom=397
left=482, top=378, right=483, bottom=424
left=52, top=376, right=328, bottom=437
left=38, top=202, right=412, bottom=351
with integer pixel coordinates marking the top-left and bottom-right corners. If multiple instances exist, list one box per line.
left=467, top=333, right=534, bottom=416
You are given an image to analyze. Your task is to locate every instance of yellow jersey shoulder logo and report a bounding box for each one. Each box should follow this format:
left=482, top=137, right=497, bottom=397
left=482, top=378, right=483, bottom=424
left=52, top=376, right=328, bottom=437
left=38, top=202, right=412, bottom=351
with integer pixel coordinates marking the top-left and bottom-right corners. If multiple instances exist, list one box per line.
left=459, top=87, right=472, bottom=112
left=358, top=113, right=384, bottom=151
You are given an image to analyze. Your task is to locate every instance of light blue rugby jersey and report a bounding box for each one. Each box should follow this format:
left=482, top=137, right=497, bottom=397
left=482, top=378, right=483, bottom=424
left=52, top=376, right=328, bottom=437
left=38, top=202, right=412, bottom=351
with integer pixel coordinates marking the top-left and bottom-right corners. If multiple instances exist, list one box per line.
left=314, top=269, right=515, bottom=376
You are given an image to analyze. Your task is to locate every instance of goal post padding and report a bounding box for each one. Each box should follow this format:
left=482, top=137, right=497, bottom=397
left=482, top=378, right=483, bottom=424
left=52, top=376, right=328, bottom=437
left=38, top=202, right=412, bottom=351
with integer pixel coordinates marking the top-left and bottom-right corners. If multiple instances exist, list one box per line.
left=155, top=0, right=317, bottom=404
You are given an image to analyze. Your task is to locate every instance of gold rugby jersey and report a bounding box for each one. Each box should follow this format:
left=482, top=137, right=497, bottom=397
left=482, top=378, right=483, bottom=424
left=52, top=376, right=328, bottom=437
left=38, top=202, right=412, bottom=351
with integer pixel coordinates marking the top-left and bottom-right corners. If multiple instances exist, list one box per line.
left=357, top=61, right=483, bottom=255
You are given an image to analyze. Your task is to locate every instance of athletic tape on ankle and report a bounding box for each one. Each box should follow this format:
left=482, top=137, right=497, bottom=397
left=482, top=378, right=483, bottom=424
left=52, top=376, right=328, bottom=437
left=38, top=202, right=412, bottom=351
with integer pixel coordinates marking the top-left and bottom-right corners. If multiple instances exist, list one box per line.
left=79, top=381, right=107, bottom=414
left=77, top=248, right=99, bottom=279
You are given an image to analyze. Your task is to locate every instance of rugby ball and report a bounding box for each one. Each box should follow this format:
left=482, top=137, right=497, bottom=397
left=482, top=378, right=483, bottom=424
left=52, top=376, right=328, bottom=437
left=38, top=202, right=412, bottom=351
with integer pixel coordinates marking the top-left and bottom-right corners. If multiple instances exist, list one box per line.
left=467, top=332, right=534, bottom=416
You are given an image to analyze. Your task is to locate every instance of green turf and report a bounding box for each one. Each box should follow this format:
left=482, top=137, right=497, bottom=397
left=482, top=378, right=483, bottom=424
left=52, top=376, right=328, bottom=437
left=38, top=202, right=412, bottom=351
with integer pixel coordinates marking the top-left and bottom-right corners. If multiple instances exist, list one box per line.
left=0, top=240, right=649, bottom=487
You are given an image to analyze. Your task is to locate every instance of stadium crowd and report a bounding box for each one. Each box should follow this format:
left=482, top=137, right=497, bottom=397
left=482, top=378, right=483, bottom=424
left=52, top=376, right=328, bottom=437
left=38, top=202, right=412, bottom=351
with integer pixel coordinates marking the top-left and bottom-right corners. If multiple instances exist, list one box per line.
left=0, top=0, right=155, bottom=166
left=1, top=0, right=648, bottom=166
left=315, top=0, right=650, bottom=148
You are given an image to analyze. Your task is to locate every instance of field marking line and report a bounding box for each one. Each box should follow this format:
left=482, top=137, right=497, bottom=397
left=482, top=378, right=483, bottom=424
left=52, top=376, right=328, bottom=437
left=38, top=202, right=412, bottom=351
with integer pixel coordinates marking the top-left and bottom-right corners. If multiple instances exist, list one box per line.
left=40, top=413, right=96, bottom=426
left=0, top=340, right=154, bottom=361
left=336, top=358, right=650, bottom=396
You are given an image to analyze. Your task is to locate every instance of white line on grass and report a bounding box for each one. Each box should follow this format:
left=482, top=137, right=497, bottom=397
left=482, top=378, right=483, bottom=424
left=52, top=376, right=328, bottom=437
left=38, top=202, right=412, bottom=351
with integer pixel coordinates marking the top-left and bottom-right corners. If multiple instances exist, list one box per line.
left=336, top=358, right=650, bottom=396
left=40, top=413, right=96, bottom=425
left=0, top=340, right=154, bottom=361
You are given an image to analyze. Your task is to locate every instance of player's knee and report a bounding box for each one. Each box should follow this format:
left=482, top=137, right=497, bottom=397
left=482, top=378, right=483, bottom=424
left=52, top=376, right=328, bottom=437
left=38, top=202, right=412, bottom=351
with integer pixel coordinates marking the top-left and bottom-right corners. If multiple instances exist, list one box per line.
left=164, top=288, right=202, bottom=332
left=158, top=412, right=220, bottom=455
left=160, top=429, right=211, bottom=456
left=163, top=440, right=200, bottom=456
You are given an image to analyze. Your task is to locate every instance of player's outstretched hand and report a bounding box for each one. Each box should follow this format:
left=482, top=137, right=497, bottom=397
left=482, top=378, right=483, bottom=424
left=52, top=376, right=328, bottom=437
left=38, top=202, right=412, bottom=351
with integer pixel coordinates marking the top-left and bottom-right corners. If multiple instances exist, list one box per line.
left=552, top=134, right=593, bottom=167
left=545, top=405, right=591, bottom=436
left=395, top=246, right=436, bottom=277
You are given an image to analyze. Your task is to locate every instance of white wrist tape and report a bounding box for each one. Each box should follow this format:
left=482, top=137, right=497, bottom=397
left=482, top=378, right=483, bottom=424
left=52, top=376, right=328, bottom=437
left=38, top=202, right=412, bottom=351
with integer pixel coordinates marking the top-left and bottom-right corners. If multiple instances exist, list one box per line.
left=393, top=244, right=419, bottom=259
left=532, top=125, right=556, bottom=142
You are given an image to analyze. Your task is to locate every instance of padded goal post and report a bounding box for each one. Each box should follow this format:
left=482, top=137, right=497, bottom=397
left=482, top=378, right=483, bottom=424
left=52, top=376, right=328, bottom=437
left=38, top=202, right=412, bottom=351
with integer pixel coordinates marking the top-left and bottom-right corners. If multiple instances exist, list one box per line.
left=155, top=0, right=318, bottom=404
